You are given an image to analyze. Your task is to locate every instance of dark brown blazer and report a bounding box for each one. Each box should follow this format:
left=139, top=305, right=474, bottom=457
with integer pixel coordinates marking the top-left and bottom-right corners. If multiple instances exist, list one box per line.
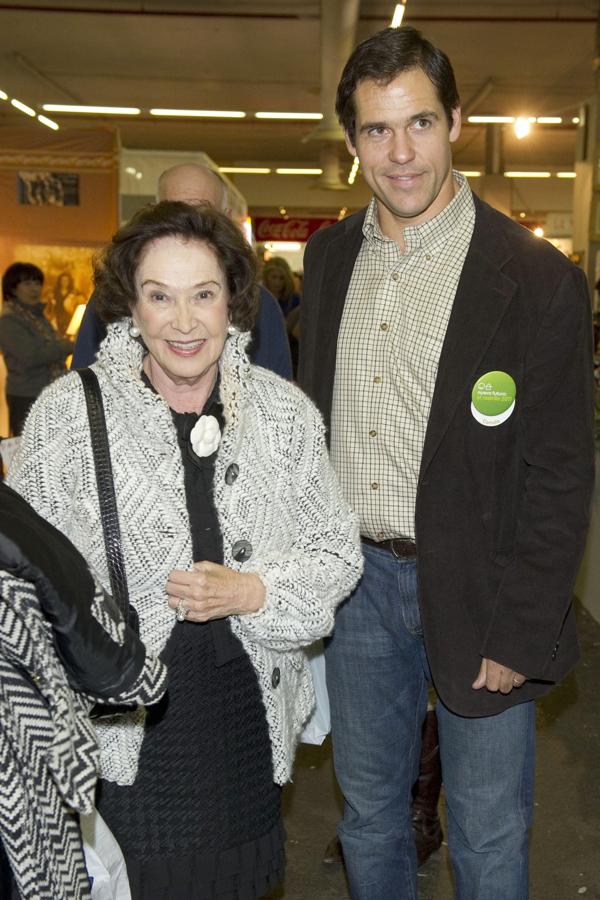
left=298, top=194, right=596, bottom=716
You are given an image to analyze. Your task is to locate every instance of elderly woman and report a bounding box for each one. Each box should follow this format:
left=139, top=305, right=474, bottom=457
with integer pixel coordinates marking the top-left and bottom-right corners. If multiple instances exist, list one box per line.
left=0, top=262, right=73, bottom=435
left=8, top=201, right=362, bottom=899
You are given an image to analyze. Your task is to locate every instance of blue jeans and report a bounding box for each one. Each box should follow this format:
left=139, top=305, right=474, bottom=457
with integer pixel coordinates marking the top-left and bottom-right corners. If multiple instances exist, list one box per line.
left=325, top=542, right=535, bottom=900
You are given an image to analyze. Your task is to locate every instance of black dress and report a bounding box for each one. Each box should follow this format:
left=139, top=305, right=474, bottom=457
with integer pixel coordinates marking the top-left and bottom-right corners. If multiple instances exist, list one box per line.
left=96, top=384, right=284, bottom=899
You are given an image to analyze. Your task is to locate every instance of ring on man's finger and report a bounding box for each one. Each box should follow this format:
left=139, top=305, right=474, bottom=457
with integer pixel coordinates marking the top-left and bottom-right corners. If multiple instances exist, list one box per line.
left=176, top=599, right=189, bottom=622
left=512, top=676, right=523, bottom=687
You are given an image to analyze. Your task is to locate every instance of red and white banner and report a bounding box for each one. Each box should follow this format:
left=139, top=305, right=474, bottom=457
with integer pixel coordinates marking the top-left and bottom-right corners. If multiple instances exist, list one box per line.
left=253, top=216, right=338, bottom=243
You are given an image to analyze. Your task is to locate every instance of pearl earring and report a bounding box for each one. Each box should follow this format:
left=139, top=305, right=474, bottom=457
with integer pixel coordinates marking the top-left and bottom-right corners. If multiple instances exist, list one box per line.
left=129, top=323, right=141, bottom=338
left=227, top=324, right=238, bottom=336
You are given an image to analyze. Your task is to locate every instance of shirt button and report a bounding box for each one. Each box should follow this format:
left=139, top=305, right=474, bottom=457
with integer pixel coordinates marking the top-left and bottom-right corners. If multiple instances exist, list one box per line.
left=380, top=323, right=389, bottom=331
left=391, top=272, right=400, bottom=282
left=377, top=531, right=385, bottom=539
left=425, top=253, right=432, bottom=261
left=369, top=429, right=377, bottom=437
left=271, top=667, right=281, bottom=688
left=232, top=539, right=253, bottom=562
left=371, top=482, right=379, bottom=490
left=373, top=376, right=382, bottom=384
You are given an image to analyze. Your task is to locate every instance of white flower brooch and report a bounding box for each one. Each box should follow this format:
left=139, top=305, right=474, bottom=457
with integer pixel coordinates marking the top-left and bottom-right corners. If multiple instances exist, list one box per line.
left=190, top=415, right=221, bottom=457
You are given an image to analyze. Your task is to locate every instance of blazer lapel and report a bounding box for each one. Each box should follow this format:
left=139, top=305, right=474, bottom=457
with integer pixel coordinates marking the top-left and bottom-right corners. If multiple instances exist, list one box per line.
left=315, top=211, right=366, bottom=431
left=420, top=208, right=517, bottom=476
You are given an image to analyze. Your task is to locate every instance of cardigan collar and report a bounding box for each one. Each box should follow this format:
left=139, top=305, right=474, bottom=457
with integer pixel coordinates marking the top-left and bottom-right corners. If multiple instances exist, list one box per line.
left=94, top=318, right=253, bottom=434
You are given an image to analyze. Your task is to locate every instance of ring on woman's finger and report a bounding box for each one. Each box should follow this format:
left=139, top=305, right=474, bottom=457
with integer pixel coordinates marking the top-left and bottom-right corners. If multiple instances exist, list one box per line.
left=176, top=599, right=189, bottom=622
left=512, top=676, right=523, bottom=687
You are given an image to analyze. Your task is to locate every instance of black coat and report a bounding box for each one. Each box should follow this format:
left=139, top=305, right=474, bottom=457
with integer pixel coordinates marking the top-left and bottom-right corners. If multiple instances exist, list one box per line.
left=298, top=194, right=596, bottom=716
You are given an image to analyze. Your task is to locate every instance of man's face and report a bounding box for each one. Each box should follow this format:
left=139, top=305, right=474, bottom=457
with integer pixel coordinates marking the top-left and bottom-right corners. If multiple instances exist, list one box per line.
left=346, top=67, right=461, bottom=239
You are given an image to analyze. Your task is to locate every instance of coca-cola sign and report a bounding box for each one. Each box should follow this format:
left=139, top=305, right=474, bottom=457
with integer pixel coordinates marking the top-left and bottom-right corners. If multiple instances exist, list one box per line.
left=253, top=216, right=338, bottom=242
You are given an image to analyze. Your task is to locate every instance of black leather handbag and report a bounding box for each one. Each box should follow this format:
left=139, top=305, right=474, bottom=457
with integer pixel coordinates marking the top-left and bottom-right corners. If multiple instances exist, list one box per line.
left=78, top=368, right=139, bottom=718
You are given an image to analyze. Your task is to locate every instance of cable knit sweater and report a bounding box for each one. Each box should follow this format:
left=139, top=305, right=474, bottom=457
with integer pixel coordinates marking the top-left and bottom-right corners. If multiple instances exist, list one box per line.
left=9, top=320, right=362, bottom=786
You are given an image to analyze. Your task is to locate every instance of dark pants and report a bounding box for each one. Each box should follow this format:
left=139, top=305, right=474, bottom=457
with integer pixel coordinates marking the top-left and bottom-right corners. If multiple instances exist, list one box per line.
left=6, top=395, right=36, bottom=436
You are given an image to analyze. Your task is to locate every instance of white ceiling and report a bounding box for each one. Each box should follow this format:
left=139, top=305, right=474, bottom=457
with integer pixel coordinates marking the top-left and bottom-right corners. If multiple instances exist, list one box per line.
left=0, top=1, right=597, bottom=185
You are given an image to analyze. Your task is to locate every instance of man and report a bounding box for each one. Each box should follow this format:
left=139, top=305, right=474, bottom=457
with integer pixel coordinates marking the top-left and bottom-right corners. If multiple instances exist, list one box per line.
left=298, top=26, right=595, bottom=900
left=72, top=163, right=292, bottom=379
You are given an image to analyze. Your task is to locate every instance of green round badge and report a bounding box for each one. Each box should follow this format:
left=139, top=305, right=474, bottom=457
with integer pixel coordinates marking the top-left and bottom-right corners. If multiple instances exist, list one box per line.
left=471, top=371, right=516, bottom=427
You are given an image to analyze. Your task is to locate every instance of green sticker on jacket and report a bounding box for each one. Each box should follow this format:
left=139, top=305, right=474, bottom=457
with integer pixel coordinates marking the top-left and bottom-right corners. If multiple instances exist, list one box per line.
left=471, top=371, right=516, bottom=427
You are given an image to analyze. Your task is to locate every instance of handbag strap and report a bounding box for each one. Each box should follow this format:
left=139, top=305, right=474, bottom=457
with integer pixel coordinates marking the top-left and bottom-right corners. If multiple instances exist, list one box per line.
left=78, top=368, right=129, bottom=617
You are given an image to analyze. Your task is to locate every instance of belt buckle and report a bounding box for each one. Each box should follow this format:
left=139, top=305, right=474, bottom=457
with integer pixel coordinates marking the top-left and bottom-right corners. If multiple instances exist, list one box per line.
left=390, top=538, right=415, bottom=559
left=390, top=539, right=404, bottom=559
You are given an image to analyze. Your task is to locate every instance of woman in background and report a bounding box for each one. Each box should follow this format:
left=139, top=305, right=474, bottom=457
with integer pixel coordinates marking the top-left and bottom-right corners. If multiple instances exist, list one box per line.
left=0, top=263, right=73, bottom=435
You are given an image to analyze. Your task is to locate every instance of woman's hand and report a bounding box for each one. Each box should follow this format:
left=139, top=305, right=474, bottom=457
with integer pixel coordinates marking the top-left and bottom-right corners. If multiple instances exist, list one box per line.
left=166, top=561, right=266, bottom=622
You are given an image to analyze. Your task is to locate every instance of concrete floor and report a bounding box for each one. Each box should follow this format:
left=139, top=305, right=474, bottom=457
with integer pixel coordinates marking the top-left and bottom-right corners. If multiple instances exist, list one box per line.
left=271, top=603, right=600, bottom=900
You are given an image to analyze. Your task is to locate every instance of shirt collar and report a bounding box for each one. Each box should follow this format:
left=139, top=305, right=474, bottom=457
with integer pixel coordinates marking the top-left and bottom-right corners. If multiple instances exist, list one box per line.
left=362, top=170, right=474, bottom=255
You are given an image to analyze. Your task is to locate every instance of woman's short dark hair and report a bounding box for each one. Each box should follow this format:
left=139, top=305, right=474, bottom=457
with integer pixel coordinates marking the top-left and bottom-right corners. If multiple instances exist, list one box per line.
left=336, top=26, right=460, bottom=143
left=2, top=262, right=44, bottom=302
left=93, top=201, right=259, bottom=332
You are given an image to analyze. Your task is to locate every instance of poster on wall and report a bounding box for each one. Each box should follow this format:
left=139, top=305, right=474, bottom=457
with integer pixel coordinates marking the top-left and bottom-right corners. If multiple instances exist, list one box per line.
left=17, top=172, right=80, bottom=207
left=13, top=243, right=95, bottom=335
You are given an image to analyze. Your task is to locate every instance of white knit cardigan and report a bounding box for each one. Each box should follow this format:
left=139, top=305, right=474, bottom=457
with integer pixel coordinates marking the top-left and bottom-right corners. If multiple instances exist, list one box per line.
left=8, top=320, right=363, bottom=785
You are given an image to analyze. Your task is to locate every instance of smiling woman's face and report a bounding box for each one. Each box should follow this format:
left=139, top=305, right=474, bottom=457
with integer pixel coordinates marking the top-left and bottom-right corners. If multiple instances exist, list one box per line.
left=132, top=234, right=230, bottom=390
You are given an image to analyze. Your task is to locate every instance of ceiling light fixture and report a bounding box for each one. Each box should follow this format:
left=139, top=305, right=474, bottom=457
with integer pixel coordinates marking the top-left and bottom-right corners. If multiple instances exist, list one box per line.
left=37, top=114, right=59, bottom=131
left=514, top=117, right=531, bottom=139
left=536, top=117, right=562, bottom=124
left=43, top=104, right=140, bottom=115
left=255, top=112, right=322, bottom=120
left=219, top=166, right=271, bottom=174
left=556, top=171, right=576, bottom=178
left=150, top=108, right=245, bottom=118
left=458, top=171, right=482, bottom=178
left=504, top=171, right=551, bottom=178
left=0, top=90, right=8, bottom=100
left=11, top=98, right=36, bottom=117
left=468, top=115, right=514, bottom=124
left=391, top=2, right=407, bottom=28
left=275, top=168, right=323, bottom=175
left=572, top=116, right=581, bottom=124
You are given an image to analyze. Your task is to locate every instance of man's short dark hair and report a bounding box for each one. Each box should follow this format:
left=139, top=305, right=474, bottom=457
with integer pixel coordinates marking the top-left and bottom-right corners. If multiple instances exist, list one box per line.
left=336, top=26, right=460, bottom=143
left=93, top=201, right=259, bottom=332
left=2, top=262, right=44, bottom=302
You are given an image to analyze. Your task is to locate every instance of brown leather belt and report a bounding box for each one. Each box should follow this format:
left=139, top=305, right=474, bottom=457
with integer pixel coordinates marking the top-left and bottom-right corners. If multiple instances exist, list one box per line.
left=361, top=535, right=417, bottom=558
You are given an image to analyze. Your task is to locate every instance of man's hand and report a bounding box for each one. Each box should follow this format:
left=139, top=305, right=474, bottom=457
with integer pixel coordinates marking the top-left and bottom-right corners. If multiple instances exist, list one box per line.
left=472, top=658, right=526, bottom=694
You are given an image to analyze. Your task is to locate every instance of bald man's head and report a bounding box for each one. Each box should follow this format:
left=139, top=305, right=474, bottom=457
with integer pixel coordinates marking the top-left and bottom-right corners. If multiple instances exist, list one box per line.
left=157, top=163, right=228, bottom=212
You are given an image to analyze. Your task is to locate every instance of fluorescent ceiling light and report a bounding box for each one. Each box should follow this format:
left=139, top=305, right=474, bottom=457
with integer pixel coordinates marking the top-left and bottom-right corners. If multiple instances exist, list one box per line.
left=255, top=111, right=323, bottom=120
left=37, top=114, right=59, bottom=130
left=220, top=166, right=271, bottom=174
left=537, top=117, right=562, bottom=124
left=276, top=167, right=323, bottom=175
left=0, top=90, right=7, bottom=100
left=11, top=98, right=35, bottom=117
left=504, top=171, right=551, bottom=178
left=391, top=3, right=407, bottom=27
left=43, top=104, right=140, bottom=115
left=468, top=116, right=515, bottom=124
left=458, top=170, right=482, bottom=178
left=150, top=108, right=245, bottom=118
left=557, top=171, right=576, bottom=178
